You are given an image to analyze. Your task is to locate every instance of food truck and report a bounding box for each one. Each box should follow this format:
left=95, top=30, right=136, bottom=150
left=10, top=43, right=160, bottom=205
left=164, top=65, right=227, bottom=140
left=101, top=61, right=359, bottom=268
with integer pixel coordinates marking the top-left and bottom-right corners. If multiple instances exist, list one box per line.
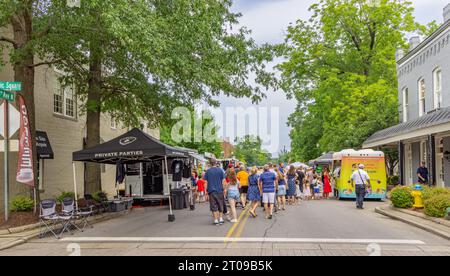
left=332, top=149, right=387, bottom=200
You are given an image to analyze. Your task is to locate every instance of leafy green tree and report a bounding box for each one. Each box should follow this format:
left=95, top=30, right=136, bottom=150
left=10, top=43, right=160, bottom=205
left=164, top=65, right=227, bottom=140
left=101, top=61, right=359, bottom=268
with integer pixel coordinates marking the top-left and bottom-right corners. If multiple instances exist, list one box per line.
left=30, top=0, right=274, bottom=193
left=278, top=0, right=422, bottom=161
left=160, top=109, right=222, bottom=158
left=276, top=146, right=291, bottom=164
left=234, top=135, right=272, bottom=166
left=0, top=0, right=59, bottom=191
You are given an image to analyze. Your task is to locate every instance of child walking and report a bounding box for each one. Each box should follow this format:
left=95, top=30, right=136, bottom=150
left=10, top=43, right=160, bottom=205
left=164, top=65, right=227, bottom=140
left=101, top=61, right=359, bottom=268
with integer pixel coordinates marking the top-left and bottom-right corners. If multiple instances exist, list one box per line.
left=303, top=180, right=312, bottom=200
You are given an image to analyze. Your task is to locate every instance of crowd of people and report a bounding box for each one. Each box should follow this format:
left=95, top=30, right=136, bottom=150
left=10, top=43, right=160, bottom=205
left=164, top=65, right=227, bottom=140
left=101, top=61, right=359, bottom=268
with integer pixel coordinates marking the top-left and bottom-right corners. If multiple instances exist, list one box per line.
left=190, top=159, right=344, bottom=225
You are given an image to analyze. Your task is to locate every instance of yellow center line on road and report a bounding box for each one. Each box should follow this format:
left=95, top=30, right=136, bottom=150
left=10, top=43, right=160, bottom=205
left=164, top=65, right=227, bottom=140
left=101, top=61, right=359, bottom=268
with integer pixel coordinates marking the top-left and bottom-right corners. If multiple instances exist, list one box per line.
left=232, top=209, right=251, bottom=243
left=225, top=207, right=249, bottom=242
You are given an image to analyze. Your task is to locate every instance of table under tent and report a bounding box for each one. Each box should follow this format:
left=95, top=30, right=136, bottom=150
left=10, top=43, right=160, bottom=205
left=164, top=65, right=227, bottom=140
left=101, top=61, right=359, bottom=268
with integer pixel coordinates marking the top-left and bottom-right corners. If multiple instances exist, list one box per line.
left=72, top=128, right=192, bottom=221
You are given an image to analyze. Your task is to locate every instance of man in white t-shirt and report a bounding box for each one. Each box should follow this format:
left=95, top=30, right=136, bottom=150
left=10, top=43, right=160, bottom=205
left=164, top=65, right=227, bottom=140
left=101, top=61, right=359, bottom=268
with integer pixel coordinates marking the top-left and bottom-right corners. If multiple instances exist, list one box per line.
left=351, top=164, right=371, bottom=209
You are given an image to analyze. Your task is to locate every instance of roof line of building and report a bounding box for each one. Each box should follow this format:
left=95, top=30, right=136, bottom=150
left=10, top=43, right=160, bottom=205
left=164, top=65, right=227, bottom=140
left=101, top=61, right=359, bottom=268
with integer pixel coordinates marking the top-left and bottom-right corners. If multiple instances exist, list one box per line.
left=397, top=20, right=450, bottom=65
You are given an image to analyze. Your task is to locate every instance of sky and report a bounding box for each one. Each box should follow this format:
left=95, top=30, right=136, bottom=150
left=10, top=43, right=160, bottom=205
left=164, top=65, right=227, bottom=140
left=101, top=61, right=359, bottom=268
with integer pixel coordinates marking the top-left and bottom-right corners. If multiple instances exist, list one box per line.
left=216, top=0, right=450, bottom=157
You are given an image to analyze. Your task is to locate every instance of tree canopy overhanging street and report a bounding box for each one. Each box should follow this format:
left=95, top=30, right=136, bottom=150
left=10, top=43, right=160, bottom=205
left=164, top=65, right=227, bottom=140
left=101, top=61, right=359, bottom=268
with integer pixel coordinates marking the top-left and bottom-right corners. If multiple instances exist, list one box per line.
left=1, top=0, right=450, bottom=257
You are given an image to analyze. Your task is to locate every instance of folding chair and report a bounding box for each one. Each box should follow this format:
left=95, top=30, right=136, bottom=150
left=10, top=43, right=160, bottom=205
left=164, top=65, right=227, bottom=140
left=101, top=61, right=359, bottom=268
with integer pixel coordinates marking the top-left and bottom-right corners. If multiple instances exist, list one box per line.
left=60, top=197, right=82, bottom=234
left=39, top=199, right=63, bottom=239
left=75, top=205, right=94, bottom=231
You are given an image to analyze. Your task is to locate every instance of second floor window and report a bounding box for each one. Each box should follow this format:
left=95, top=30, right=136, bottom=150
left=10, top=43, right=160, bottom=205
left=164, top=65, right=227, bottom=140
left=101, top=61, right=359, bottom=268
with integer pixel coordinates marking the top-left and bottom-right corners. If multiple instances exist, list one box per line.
left=65, top=89, right=75, bottom=117
left=402, top=87, right=409, bottom=122
left=53, top=89, right=63, bottom=114
left=54, top=79, right=76, bottom=119
left=433, top=69, right=442, bottom=110
left=418, top=78, right=426, bottom=117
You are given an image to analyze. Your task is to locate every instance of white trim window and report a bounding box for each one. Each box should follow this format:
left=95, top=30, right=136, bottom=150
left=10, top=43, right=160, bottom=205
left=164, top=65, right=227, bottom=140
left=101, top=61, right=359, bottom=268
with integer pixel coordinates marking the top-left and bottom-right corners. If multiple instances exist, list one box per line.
left=54, top=79, right=76, bottom=119
left=53, top=85, right=63, bottom=114
left=64, top=88, right=75, bottom=118
left=402, top=87, right=409, bottom=122
left=433, top=68, right=442, bottom=110
left=418, top=78, right=426, bottom=117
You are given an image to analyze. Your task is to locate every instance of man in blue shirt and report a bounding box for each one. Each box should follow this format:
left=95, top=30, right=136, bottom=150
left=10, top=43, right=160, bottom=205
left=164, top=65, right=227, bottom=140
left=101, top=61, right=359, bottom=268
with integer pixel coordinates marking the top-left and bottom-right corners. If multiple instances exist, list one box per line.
left=204, top=159, right=226, bottom=225
left=417, top=162, right=429, bottom=185
left=259, top=164, right=278, bottom=219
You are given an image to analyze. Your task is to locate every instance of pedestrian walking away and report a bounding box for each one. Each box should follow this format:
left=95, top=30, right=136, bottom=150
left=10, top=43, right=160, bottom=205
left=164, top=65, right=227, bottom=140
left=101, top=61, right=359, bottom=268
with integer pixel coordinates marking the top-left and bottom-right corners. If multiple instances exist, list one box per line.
left=226, top=170, right=241, bottom=223
left=286, top=166, right=297, bottom=205
left=303, top=180, right=312, bottom=200
left=296, top=168, right=305, bottom=193
left=259, top=164, right=277, bottom=219
left=204, top=159, right=227, bottom=225
left=237, top=165, right=249, bottom=208
left=276, top=168, right=287, bottom=210
left=351, top=164, right=371, bottom=209
left=197, top=173, right=206, bottom=203
left=247, top=166, right=261, bottom=218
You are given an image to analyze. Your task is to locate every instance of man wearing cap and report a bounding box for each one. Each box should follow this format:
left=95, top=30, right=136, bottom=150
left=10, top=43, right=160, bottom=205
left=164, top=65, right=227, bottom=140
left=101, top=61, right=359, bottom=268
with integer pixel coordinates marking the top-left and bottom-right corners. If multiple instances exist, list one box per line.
left=350, top=164, right=371, bottom=209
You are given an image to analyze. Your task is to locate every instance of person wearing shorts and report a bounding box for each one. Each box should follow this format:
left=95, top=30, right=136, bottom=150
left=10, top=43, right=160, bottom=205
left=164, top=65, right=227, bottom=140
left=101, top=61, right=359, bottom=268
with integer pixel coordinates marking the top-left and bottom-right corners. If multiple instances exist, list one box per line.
left=204, top=160, right=226, bottom=225
left=226, top=170, right=241, bottom=223
left=275, top=168, right=287, bottom=210
left=259, top=165, right=277, bottom=219
left=237, top=166, right=249, bottom=208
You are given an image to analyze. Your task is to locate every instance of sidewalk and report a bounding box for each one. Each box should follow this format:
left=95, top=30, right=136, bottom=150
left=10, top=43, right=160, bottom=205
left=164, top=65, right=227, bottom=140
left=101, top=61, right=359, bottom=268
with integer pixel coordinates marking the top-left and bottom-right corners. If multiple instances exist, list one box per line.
left=0, top=210, right=131, bottom=251
left=375, top=205, right=450, bottom=241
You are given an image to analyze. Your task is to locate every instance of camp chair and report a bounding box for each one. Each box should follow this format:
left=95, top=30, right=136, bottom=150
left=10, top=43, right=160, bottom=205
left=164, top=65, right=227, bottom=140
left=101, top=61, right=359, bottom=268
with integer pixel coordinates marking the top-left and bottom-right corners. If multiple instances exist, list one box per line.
left=39, top=199, right=64, bottom=239
left=60, top=197, right=82, bottom=234
left=75, top=204, right=95, bottom=231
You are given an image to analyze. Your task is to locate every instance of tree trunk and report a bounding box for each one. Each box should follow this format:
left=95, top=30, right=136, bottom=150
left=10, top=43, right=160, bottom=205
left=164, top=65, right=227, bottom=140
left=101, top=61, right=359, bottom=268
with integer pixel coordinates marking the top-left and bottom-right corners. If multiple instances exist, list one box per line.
left=11, top=9, right=39, bottom=203
left=84, top=40, right=103, bottom=195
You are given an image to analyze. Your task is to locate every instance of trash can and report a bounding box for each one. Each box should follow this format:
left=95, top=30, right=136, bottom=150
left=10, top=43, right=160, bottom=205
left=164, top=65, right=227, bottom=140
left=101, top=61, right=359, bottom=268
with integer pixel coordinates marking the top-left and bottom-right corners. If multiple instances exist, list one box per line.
left=171, top=189, right=184, bottom=210
left=183, top=189, right=189, bottom=209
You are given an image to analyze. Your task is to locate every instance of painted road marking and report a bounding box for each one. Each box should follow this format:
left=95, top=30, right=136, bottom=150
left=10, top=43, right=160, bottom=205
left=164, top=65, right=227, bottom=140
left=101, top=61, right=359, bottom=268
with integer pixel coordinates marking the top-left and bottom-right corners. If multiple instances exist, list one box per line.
left=225, top=207, right=249, bottom=239
left=60, top=237, right=426, bottom=245
left=233, top=210, right=251, bottom=242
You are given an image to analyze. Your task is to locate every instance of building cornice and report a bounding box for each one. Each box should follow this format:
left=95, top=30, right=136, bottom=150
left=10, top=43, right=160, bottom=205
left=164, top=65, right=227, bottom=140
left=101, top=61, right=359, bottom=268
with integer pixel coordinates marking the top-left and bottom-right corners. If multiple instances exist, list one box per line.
left=397, top=20, right=450, bottom=65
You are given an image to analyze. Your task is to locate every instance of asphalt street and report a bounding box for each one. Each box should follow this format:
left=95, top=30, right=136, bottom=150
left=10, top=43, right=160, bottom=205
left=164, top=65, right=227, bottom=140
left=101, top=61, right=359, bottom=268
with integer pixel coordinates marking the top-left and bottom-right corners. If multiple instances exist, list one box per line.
left=1, top=199, right=450, bottom=256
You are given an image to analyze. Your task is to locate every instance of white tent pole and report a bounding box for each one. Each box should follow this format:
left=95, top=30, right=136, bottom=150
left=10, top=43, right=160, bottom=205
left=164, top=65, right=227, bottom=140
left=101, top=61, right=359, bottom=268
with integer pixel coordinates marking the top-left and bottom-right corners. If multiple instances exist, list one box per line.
left=165, top=156, right=173, bottom=215
left=73, top=162, right=79, bottom=210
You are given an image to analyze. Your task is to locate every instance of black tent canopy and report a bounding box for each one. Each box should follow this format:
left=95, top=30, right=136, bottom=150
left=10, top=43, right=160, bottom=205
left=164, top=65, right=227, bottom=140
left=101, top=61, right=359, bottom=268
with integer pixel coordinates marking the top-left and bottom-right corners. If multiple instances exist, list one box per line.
left=72, top=128, right=189, bottom=164
left=72, top=128, right=188, bottom=221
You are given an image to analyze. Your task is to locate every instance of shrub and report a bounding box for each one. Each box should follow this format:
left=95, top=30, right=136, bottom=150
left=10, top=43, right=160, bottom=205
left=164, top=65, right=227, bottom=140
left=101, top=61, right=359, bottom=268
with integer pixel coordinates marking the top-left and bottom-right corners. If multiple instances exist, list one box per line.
left=11, top=196, right=34, bottom=212
left=422, top=187, right=450, bottom=201
left=92, top=191, right=108, bottom=203
left=388, top=175, right=400, bottom=186
left=390, top=186, right=414, bottom=208
left=56, top=191, right=76, bottom=203
left=424, top=194, right=450, bottom=218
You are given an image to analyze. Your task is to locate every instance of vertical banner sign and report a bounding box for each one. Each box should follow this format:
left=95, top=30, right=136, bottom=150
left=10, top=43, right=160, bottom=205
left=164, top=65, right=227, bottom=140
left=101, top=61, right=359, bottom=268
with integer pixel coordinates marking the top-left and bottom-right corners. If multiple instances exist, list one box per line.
left=16, top=95, right=35, bottom=186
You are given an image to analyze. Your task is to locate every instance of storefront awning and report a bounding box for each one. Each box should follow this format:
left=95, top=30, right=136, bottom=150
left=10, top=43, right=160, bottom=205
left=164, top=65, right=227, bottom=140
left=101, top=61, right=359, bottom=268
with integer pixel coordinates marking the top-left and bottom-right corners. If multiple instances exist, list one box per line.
left=363, top=107, right=450, bottom=148
left=36, top=131, right=54, bottom=159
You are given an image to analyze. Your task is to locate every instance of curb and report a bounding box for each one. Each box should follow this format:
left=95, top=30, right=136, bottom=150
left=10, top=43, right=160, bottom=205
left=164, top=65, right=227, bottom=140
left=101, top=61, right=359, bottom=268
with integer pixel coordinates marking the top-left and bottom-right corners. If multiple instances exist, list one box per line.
left=393, top=208, right=450, bottom=228
left=375, top=206, right=450, bottom=241
left=0, top=210, right=130, bottom=251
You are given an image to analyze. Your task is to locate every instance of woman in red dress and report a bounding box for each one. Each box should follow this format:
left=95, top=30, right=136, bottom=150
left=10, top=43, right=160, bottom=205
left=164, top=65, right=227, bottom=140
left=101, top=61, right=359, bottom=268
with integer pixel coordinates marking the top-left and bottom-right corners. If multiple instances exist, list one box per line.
left=323, top=168, right=332, bottom=199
